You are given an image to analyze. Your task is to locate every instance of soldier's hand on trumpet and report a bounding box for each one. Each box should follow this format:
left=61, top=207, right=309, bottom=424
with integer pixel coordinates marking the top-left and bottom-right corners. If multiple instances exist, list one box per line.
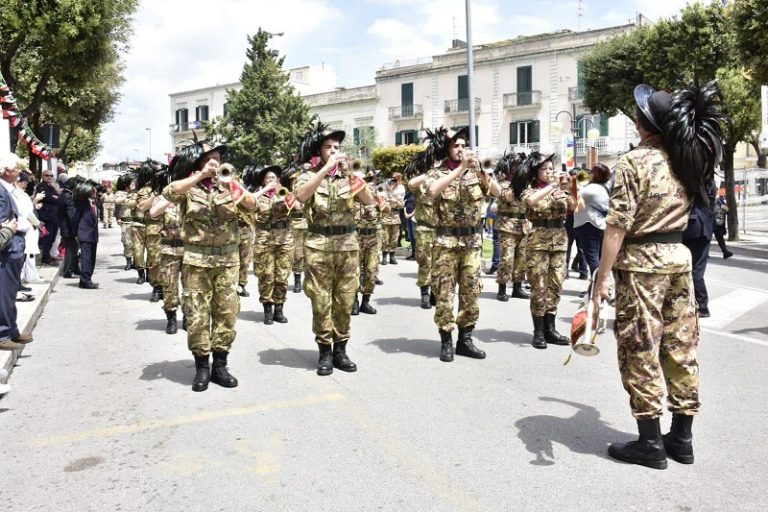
left=198, top=158, right=219, bottom=179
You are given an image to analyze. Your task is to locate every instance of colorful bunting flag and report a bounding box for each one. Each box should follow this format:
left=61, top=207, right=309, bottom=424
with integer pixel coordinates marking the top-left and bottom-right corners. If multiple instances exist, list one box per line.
left=0, top=71, right=54, bottom=160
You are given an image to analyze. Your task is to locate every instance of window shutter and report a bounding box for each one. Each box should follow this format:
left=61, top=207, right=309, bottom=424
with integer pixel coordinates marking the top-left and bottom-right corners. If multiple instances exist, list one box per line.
left=401, top=83, right=413, bottom=106
left=223, top=102, right=229, bottom=117
left=509, top=123, right=518, bottom=145
left=531, top=121, right=540, bottom=143
left=411, top=130, right=419, bottom=144
left=354, top=127, right=360, bottom=145
left=599, top=114, right=609, bottom=136
left=395, top=131, right=402, bottom=146
left=458, top=75, right=468, bottom=99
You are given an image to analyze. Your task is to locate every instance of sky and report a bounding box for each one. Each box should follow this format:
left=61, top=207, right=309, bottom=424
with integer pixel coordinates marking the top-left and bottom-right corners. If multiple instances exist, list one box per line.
left=98, top=0, right=694, bottom=164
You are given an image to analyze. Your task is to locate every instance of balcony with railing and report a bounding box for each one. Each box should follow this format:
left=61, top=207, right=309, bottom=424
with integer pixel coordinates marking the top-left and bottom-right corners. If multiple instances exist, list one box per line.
left=388, top=104, right=423, bottom=121
left=444, top=97, right=481, bottom=115
left=503, top=91, right=542, bottom=110
left=508, top=142, right=541, bottom=153
left=575, top=136, right=611, bottom=155
left=568, top=86, right=585, bottom=102
left=169, top=120, right=204, bottom=134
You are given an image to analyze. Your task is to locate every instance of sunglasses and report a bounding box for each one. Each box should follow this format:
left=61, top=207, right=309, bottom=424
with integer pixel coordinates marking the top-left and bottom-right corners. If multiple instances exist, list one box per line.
left=43, top=174, right=53, bottom=177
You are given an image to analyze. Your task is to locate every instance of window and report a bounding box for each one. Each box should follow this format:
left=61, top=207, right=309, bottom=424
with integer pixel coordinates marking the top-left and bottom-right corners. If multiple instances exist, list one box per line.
left=354, top=126, right=374, bottom=147
left=223, top=102, right=229, bottom=117
left=195, top=105, right=209, bottom=122
left=458, top=74, right=469, bottom=111
left=509, top=120, right=540, bottom=145
left=453, top=125, right=479, bottom=146
left=175, top=108, right=189, bottom=131
left=516, top=66, right=532, bottom=106
left=401, top=83, right=414, bottom=116
left=597, top=113, right=609, bottom=136
left=395, top=130, right=419, bottom=145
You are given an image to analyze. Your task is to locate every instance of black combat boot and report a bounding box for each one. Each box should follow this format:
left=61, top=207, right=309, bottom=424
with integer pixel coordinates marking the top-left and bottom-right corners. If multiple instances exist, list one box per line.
left=511, top=282, right=530, bottom=299
left=439, top=330, right=454, bottom=362
left=150, top=285, right=162, bottom=303
left=237, top=285, right=249, bottom=297
left=263, top=303, right=274, bottom=325
left=420, top=285, right=431, bottom=309
left=497, top=283, right=509, bottom=302
left=332, top=341, right=358, bottom=372
left=273, top=303, right=288, bottom=323
left=375, top=277, right=384, bottom=285
left=293, top=273, right=302, bottom=293
left=663, top=414, right=694, bottom=464
left=165, top=310, right=177, bottom=334
left=351, top=294, right=360, bottom=315
left=456, top=325, right=486, bottom=359
left=389, top=251, right=398, bottom=265
left=609, top=418, right=668, bottom=469
left=429, top=291, right=436, bottom=306
left=360, top=294, right=377, bottom=314
left=124, top=257, right=133, bottom=271
left=531, top=315, right=547, bottom=349
left=192, top=355, right=210, bottom=392
left=210, top=351, right=238, bottom=388
left=317, top=343, right=333, bottom=376
left=485, top=263, right=499, bottom=275
left=381, top=251, right=388, bottom=265
left=158, top=286, right=164, bottom=299
left=136, top=268, right=146, bottom=285
left=543, top=313, right=569, bottom=345
left=182, top=314, right=187, bottom=331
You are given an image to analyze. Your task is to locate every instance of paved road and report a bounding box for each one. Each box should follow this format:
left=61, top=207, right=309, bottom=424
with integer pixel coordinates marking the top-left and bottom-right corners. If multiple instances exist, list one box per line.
left=1, top=229, right=767, bottom=511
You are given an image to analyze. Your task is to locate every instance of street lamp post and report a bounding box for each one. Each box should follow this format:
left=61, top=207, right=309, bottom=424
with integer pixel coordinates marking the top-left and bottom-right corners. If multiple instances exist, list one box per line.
left=146, top=127, right=152, bottom=159
left=465, top=0, right=476, bottom=149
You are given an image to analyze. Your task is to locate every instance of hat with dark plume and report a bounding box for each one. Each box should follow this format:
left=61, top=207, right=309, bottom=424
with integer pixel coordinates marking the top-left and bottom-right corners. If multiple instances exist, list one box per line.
left=254, top=164, right=283, bottom=189
left=522, top=151, right=555, bottom=182
left=634, top=84, right=673, bottom=133
left=297, top=121, right=345, bottom=164
left=170, top=144, right=204, bottom=181
left=136, top=159, right=159, bottom=189
left=403, top=126, right=448, bottom=178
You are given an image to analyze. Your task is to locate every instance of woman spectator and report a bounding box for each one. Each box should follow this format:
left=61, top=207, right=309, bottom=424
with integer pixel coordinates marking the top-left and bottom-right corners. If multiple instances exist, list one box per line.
left=57, top=177, right=80, bottom=278
left=15, top=172, right=45, bottom=285
left=73, top=182, right=99, bottom=289
left=713, top=193, right=733, bottom=259
left=573, top=163, right=611, bottom=277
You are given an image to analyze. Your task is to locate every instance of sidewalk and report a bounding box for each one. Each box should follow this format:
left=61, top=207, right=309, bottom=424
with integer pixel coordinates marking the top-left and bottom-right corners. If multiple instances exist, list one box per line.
left=0, top=265, right=60, bottom=392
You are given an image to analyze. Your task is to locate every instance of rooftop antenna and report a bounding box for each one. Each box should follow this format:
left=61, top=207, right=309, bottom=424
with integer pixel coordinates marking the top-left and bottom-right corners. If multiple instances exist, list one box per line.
left=578, top=0, right=584, bottom=32
left=452, top=16, right=458, bottom=42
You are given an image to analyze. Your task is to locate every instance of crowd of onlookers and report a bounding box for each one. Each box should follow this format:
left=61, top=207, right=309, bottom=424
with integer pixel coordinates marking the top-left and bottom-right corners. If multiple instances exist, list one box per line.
left=1, top=154, right=106, bottom=354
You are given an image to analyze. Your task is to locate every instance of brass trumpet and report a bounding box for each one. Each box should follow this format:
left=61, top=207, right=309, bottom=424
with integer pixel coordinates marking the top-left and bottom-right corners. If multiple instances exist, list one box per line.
left=217, top=163, right=236, bottom=184
left=351, top=158, right=365, bottom=172
left=481, top=158, right=495, bottom=174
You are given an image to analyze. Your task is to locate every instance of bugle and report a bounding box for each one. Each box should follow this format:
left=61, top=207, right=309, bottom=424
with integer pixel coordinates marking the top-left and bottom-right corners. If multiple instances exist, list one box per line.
left=217, top=163, right=236, bottom=184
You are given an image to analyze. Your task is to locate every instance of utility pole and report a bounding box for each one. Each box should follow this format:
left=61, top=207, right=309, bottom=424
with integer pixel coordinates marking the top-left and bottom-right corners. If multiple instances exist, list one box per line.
left=466, top=0, right=476, bottom=149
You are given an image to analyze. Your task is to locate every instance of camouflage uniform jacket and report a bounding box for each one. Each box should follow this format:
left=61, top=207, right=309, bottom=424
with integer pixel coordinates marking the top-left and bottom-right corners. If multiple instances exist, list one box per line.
left=159, top=202, right=184, bottom=257
left=290, top=198, right=308, bottom=230
left=116, top=191, right=133, bottom=221
left=496, top=177, right=528, bottom=235
left=426, top=163, right=490, bottom=249
left=132, top=186, right=154, bottom=227
left=253, top=193, right=293, bottom=248
left=102, top=192, right=116, bottom=206
left=520, top=184, right=568, bottom=251
left=162, top=181, right=243, bottom=268
left=294, top=167, right=363, bottom=252
left=355, top=184, right=383, bottom=231
left=606, top=136, right=691, bottom=274
left=380, top=188, right=403, bottom=225
left=413, top=182, right=436, bottom=228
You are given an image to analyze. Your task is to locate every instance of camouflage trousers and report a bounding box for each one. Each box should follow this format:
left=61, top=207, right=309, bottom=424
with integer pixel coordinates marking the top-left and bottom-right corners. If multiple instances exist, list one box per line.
left=103, top=206, right=115, bottom=227
left=497, top=231, right=527, bottom=284
left=358, top=233, right=380, bottom=294
left=304, top=246, right=359, bottom=346
left=238, top=225, right=254, bottom=287
left=614, top=269, right=700, bottom=420
left=146, top=233, right=162, bottom=287
left=254, top=244, right=292, bottom=304
left=159, top=253, right=183, bottom=311
left=131, top=225, right=147, bottom=268
left=291, top=227, right=307, bottom=273
left=528, top=250, right=566, bottom=316
left=381, top=224, right=400, bottom=252
left=432, top=245, right=482, bottom=332
left=415, top=226, right=435, bottom=287
left=120, top=222, right=133, bottom=258
left=181, top=263, right=239, bottom=357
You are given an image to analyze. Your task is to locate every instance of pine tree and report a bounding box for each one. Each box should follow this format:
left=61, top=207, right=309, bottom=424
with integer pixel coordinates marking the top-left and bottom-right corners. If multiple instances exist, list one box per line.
left=208, top=29, right=313, bottom=169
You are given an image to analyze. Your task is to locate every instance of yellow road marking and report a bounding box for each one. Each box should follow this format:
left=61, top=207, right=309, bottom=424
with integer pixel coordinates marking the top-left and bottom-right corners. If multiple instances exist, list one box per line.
left=35, top=393, right=344, bottom=446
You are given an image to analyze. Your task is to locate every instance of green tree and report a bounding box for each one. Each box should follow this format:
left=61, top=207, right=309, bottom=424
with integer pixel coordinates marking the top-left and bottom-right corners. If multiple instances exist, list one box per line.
left=582, top=2, right=758, bottom=239
left=61, top=126, right=103, bottom=162
left=371, top=145, right=424, bottom=178
left=207, top=29, right=313, bottom=169
left=0, top=0, right=137, bottom=170
left=731, top=0, right=768, bottom=84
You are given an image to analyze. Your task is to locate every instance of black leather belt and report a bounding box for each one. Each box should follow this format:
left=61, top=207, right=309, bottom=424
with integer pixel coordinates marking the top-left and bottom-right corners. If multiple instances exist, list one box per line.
left=436, top=225, right=481, bottom=237
left=145, top=219, right=162, bottom=225
left=308, top=224, right=356, bottom=236
left=358, top=227, right=378, bottom=236
left=237, top=221, right=252, bottom=228
left=184, top=243, right=238, bottom=255
left=626, top=231, right=683, bottom=244
left=122, top=216, right=133, bottom=222
left=161, top=238, right=184, bottom=247
left=498, top=212, right=526, bottom=219
left=416, top=222, right=434, bottom=229
left=290, top=212, right=305, bottom=219
left=531, top=219, right=564, bottom=228
left=256, top=220, right=290, bottom=230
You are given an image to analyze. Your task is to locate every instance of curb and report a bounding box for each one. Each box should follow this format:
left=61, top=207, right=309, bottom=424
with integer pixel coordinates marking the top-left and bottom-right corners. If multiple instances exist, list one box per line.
left=0, top=266, right=60, bottom=385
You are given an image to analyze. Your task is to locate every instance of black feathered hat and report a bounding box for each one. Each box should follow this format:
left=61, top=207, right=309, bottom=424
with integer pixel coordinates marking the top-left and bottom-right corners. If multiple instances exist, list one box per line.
left=171, top=144, right=204, bottom=181
left=634, top=84, right=672, bottom=133
left=522, top=151, right=556, bottom=183
left=298, top=121, right=345, bottom=163
left=254, top=164, right=283, bottom=189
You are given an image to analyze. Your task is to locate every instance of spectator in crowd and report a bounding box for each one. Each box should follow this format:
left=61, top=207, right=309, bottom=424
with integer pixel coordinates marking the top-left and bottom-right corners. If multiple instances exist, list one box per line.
left=682, top=180, right=716, bottom=318
left=35, top=168, right=60, bottom=265
left=73, top=182, right=100, bottom=289
left=391, top=172, right=406, bottom=248
left=485, top=200, right=500, bottom=275
left=403, top=188, right=416, bottom=260
left=573, top=163, right=611, bottom=278
left=15, top=172, right=45, bottom=285
left=713, top=193, right=733, bottom=259
left=58, top=177, right=80, bottom=278
left=0, top=154, right=34, bottom=349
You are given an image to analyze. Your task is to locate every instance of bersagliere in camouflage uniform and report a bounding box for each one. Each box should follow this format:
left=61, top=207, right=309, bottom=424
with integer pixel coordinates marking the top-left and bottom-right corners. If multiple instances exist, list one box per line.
left=139, top=169, right=170, bottom=303
left=379, top=180, right=403, bottom=265
left=293, top=122, right=375, bottom=376
left=494, top=152, right=531, bottom=301
left=113, top=174, right=135, bottom=270
left=162, top=141, right=257, bottom=392
left=424, top=127, right=500, bottom=362
left=251, top=165, right=294, bottom=325
left=406, top=171, right=436, bottom=309
left=126, top=162, right=155, bottom=285
left=101, top=190, right=116, bottom=228
left=592, top=83, right=724, bottom=469
left=520, top=152, right=576, bottom=349
left=351, top=171, right=388, bottom=316
left=290, top=194, right=308, bottom=293
left=236, top=197, right=255, bottom=298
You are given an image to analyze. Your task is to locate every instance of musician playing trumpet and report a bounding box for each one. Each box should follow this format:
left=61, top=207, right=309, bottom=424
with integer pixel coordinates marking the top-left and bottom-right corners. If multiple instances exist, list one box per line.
left=379, top=176, right=404, bottom=265
left=250, top=164, right=294, bottom=325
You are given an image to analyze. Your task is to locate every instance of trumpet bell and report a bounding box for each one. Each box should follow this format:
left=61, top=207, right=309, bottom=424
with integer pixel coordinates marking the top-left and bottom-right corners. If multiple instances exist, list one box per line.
left=217, top=163, right=236, bottom=184
left=572, top=343, right=600, bottom=356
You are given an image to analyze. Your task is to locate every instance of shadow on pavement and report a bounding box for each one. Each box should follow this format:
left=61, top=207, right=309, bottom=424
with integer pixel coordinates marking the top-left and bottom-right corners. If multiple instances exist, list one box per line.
left=0, top=408, right=10, bottom=413
left=732, top=325, right=768, bottom=337
left=515, top=397, right=633, bottom=466
left=368, top=337, right=439, bottom=359
left=135, top=318, right=168, bottom=331
left=123, top=292, right=150, bottom=301
left=238, top=310, right=263, bottom=323
left=374, top=296, right=422, bottom=308
left=115, top=277, right=140, bottom=284
left=396, top=272, right=418, bottom=279
left=707, top=253, right=768, bottom=272
left=257, top=348, right=316, bottom=370
left=140, top=359, right=193, bottom=386
left=473, top=328, right=531, bottom=346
